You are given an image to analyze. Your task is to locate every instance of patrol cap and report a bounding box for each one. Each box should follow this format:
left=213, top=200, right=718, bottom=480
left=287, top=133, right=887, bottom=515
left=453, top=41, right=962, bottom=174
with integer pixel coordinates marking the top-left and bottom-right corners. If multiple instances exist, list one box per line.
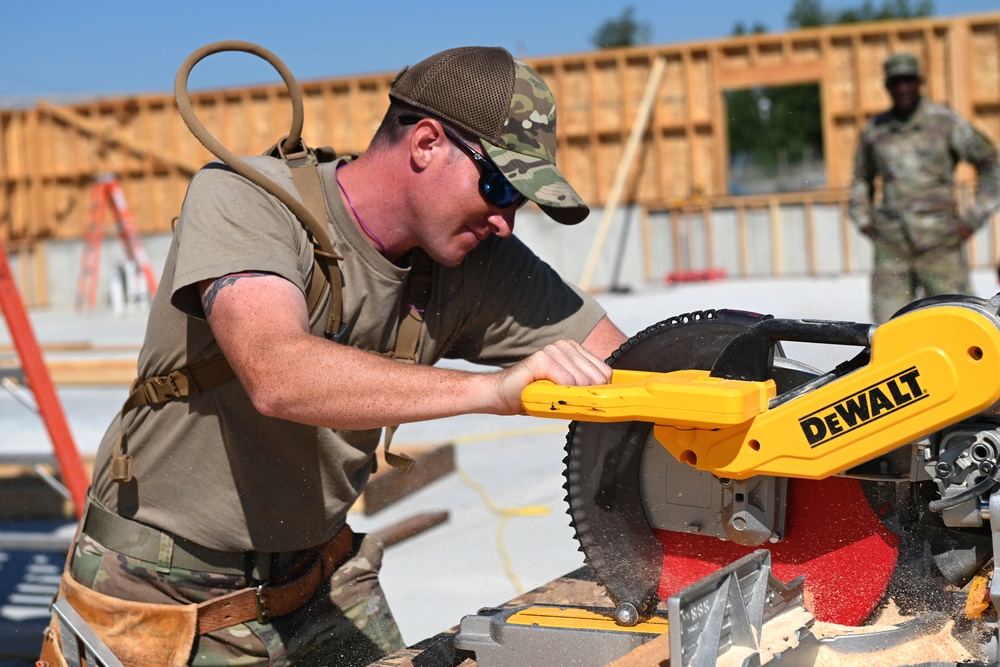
left=884, top=53, right=921, bottom=79
left=389, top=46, right=589, bottom=225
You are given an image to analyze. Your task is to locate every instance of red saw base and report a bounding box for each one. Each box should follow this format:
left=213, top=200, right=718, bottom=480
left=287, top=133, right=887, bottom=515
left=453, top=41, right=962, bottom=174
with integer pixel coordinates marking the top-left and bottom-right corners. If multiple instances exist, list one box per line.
left=656, top=477, right=900, bottom=625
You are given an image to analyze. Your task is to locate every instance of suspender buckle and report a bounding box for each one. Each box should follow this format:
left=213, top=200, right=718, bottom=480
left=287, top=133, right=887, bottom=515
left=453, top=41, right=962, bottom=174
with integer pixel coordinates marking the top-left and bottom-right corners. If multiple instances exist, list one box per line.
left=142, top=370, right=192, bottom=404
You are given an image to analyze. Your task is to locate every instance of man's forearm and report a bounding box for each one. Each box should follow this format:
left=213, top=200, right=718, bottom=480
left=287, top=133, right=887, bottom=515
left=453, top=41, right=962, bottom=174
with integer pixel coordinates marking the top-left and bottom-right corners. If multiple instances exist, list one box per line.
left=203, top=273, right=612, bottom=430
left=242, top=334, right=613, bottom=430
left=242, top=333, right=507, bottom=428
left=582, top=315, right=628, bottom=361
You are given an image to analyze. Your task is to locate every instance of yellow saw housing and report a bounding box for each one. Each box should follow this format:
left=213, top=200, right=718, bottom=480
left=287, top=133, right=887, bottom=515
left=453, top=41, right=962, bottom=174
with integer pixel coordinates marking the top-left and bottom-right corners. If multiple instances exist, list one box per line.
left=522, top=305, right=1000, bottom=480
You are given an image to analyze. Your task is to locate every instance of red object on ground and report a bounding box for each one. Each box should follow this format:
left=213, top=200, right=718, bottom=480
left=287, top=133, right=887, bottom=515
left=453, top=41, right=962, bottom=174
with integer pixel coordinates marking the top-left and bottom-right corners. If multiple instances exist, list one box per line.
left=664, top=268, right=728, bottom=284
left=657, top=477, right=899, bottom=625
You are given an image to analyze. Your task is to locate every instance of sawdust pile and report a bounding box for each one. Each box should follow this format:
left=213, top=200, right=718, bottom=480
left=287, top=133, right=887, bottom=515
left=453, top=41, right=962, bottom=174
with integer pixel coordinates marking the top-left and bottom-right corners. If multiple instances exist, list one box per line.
left=811, top=618, right=977, bottom=666
left=751, top=600, right=979, bottom=666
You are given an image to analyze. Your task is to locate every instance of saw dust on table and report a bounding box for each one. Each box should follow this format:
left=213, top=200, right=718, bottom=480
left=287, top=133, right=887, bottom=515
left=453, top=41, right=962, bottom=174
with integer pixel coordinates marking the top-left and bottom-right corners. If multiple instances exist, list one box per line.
left=718, top=599, right=978, bottom=666
left=811, top=598, right=978, bottom=667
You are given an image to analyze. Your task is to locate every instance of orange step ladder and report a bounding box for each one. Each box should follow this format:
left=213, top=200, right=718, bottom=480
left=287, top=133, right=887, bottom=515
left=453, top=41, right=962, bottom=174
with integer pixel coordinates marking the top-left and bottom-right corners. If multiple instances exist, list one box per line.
left=1, top=239, right=88, bottom=517
left=75, top=174, right=158, bottom=311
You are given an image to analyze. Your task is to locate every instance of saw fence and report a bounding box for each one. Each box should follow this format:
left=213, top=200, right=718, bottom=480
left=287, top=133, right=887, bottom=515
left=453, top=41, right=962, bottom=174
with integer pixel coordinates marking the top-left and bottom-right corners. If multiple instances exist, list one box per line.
left=2, top=12, right=1000, bottom=304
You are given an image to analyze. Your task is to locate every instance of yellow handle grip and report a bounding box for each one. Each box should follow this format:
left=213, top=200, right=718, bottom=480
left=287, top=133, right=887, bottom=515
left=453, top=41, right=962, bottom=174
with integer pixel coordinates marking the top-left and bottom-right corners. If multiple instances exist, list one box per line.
left=521, top=369, right=774, bottom=428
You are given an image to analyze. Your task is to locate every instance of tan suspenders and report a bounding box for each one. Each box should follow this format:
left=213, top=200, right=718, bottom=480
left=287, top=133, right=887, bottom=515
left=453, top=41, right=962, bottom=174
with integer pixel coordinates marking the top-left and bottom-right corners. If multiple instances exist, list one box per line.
left=110, top=156, right=431, bottom=482
left=380, top=251, right=434, bottom=471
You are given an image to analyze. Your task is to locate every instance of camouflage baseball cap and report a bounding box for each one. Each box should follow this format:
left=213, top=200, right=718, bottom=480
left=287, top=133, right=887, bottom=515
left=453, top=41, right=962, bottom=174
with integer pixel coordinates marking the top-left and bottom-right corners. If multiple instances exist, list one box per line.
left=389, top=46, right=589, bottom=225
left=884, top=53, right=920, bottom=79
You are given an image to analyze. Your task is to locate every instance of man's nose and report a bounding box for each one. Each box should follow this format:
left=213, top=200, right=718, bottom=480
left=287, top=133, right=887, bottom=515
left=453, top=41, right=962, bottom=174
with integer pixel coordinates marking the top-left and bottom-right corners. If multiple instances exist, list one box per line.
left=489, top=210, right=515, bottom=238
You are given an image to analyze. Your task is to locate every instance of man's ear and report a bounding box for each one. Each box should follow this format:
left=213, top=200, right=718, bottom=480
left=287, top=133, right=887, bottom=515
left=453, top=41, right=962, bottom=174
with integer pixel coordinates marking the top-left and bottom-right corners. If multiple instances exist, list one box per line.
left=408, top=118, right=447, bottom=169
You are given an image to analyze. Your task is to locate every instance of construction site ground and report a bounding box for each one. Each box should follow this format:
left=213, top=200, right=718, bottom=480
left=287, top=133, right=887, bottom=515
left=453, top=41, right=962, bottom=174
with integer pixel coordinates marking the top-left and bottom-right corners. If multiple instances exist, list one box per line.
left=4, top=268, right=1000, bottom=663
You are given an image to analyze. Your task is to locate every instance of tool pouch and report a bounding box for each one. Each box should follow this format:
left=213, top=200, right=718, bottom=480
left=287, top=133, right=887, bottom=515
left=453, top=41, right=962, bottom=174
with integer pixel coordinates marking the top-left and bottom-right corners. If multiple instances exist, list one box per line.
left=38, top=619, right=67, bottom=667
left=40, top=571, right=196, bottom=667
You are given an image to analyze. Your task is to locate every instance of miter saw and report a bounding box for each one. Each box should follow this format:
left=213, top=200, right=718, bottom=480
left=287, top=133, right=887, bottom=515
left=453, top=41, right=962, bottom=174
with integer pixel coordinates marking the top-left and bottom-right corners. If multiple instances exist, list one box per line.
left=454, top=294, right=1000, bottom=666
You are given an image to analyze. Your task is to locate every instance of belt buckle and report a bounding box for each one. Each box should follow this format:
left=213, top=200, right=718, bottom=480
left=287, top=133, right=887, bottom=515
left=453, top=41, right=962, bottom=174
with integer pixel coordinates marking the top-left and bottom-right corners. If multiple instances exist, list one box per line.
left=255, top=582, right=270, bottom=624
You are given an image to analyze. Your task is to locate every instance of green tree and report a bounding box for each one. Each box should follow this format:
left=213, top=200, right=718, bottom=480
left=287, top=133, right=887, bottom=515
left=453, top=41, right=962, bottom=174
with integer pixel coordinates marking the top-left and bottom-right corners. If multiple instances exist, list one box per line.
left=591, top=6, right=652, bottom=49
left=787, top=0, right=934, bottom=28
left=731, top=21, right=768, bottom=36
left=787, top=0, right=828, bottom=28
left=726, top=84, right=823, bottom=168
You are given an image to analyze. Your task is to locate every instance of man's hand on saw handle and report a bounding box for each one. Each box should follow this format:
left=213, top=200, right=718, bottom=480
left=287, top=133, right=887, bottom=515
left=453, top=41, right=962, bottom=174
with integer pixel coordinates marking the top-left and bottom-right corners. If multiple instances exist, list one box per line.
left=493, top=340, right=613, bottom=416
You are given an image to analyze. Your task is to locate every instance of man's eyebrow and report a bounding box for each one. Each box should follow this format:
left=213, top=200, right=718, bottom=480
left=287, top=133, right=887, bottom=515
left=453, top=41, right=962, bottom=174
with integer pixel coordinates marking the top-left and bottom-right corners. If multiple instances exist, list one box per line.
left=201, top=271, right=272, bottom=316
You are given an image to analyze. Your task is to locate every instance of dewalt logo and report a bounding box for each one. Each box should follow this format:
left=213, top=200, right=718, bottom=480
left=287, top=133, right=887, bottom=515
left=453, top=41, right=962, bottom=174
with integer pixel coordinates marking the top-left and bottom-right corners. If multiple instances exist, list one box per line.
left=799, top=367, right=927, bottom=447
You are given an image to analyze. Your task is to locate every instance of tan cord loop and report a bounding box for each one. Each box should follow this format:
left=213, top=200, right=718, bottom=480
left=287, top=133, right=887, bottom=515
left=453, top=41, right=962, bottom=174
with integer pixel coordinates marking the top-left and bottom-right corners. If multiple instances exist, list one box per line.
left=174, top=40, right=343, bottom=337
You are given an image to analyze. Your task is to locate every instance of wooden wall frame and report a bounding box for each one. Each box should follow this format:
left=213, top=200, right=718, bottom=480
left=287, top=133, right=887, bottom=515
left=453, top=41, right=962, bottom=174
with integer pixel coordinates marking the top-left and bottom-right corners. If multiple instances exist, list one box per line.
left=1, top=12, right=998, bottom=246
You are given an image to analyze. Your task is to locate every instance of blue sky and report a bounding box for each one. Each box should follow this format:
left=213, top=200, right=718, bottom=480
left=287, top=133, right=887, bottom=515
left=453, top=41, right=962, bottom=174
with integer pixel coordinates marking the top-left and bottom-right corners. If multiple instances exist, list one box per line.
left=2, top=1, right=998, bottom=102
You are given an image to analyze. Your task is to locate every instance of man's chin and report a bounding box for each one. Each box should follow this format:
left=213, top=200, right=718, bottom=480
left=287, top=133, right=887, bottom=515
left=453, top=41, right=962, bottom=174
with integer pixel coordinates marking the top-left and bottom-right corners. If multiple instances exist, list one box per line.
left=422, top=246, right=466, bottom=267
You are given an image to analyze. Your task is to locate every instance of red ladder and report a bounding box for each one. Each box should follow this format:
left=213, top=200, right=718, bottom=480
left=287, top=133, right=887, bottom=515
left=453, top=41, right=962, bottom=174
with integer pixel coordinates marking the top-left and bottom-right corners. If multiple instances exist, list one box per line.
left=75, top=174, right=158, bottom=310
left=0, top=239, right=88, bottom=517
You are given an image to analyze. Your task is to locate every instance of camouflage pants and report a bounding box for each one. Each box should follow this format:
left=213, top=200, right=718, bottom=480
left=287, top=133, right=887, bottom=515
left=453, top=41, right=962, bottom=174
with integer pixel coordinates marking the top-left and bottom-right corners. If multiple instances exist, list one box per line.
left=66, top=530, right=405, bottom=666
left=870, top=241, right=970, bottom=324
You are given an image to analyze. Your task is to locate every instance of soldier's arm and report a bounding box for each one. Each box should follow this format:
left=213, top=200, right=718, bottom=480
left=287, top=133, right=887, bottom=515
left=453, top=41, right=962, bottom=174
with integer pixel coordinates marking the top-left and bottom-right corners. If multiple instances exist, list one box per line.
left=847, top=128, right=877, bottom=235
left=952, top=117, right=1000, bottom=231
left=581, top=316, right=628, bottom=361
left=199, top=272, right=612, bottom=429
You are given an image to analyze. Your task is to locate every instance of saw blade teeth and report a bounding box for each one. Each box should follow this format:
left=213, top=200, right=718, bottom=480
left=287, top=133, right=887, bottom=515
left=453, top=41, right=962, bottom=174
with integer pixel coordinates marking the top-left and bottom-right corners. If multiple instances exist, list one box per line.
left=563, top=308, right=775, bottom=621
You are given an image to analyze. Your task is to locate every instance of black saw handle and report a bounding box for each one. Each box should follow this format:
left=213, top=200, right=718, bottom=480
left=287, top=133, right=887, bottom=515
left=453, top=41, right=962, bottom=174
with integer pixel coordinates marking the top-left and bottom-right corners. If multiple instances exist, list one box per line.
left=709, top=318, right=875, bottom=383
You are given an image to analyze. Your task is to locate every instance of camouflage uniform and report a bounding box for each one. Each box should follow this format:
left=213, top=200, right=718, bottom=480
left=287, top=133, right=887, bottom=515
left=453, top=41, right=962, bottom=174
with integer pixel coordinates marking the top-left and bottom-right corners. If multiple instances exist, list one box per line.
left=848, top=55, right=1000, bottom=324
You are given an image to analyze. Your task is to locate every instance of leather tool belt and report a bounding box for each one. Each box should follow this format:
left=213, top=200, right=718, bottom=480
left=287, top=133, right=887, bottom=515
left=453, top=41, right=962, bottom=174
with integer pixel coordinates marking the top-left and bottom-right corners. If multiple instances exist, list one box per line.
left=79, top=499, right=354, bottom=633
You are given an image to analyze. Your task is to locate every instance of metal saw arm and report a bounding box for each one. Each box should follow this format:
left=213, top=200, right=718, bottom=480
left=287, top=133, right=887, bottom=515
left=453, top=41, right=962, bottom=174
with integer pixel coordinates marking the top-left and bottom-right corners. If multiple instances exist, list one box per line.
left=524, top=302, right=1000, bottom=481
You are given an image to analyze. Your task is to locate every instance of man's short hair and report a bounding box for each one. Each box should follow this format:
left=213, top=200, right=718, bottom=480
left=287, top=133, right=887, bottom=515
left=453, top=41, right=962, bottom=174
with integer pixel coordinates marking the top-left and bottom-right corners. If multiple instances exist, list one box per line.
left=368, top=100, right=429, bottom=153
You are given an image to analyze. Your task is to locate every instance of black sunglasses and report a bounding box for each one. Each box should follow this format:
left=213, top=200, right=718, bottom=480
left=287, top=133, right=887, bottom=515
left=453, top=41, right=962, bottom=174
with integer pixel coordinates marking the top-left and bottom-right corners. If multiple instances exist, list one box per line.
left=400, top=116, right=526, bottom=209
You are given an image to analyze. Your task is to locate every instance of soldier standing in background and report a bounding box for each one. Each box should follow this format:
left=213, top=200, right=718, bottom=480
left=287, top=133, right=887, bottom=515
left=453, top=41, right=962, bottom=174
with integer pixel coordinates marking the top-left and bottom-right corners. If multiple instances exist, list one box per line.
left=849, top=52, right=1000, bottom=324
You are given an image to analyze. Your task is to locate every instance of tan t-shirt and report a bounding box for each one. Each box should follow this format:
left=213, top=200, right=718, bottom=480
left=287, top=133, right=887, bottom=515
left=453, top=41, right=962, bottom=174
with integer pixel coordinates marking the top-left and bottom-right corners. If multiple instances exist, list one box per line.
left=90, top=156, right=605, bottom=552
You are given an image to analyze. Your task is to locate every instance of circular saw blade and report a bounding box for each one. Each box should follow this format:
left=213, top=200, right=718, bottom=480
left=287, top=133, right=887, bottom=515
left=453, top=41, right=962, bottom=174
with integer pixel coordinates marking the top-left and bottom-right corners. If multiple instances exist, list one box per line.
left=563, top=309, right=901, bottom=625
